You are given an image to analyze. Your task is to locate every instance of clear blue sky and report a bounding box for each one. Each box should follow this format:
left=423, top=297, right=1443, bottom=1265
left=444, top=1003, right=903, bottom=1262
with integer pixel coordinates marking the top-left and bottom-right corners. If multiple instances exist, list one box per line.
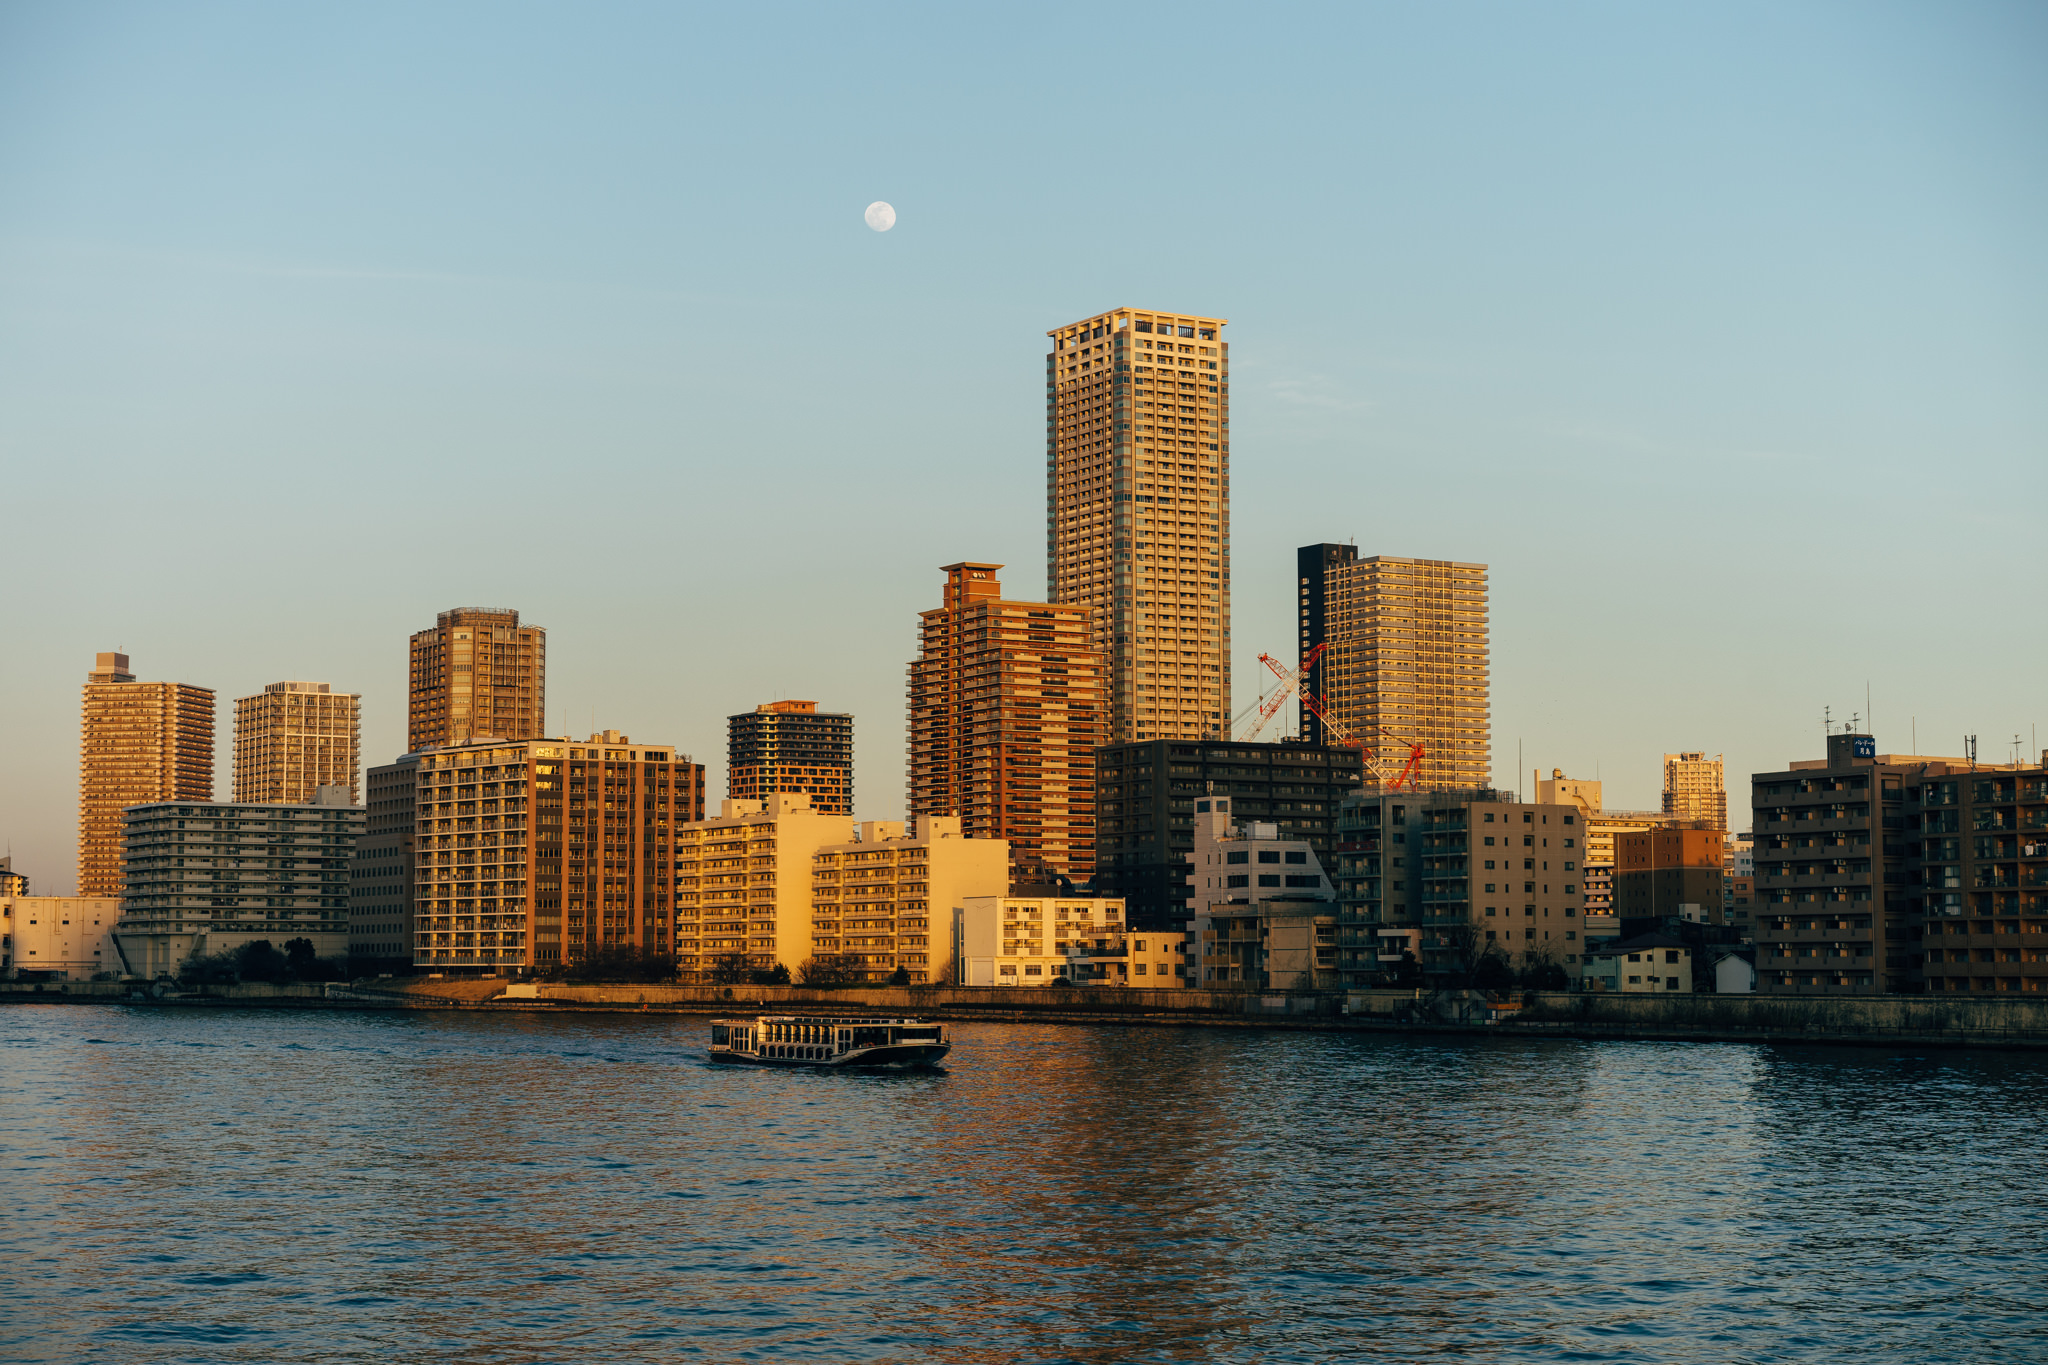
left=3, top=1, right=2043, bottom=893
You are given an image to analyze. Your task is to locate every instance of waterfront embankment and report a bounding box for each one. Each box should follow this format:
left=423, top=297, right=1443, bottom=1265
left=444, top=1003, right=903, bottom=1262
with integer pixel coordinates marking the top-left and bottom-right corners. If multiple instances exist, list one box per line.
left=5, top=977, right=2046, bottom=1049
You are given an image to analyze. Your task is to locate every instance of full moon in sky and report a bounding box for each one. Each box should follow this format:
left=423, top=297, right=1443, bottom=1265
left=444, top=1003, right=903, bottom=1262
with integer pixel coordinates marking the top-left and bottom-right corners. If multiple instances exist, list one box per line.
left=864, top=201, right=897, bottom=232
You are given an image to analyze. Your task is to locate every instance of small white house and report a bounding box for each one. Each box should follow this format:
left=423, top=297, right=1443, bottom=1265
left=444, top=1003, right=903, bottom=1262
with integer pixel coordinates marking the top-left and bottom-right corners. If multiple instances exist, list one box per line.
left=1710, top=949, right=1757, bottom=994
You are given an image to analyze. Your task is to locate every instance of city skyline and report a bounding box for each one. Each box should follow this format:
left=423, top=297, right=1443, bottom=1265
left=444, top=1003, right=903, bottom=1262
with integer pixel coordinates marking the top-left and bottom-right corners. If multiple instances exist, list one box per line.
left=3, top=4, right=2043, bottom=894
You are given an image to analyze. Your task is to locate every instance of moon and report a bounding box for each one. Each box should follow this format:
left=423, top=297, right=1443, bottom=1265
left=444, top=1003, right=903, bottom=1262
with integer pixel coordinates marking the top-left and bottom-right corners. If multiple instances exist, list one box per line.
left=864, top=201, right=897, bottom=232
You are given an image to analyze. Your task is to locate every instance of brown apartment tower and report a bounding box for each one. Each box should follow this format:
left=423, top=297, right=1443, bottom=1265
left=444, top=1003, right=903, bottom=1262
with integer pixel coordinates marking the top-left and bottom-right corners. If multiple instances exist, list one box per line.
left=1047, top=307, right=1230, bottom=743
left=409, top=608, right=546, bottom=751
left=232, top=681, right=362, bottom=805
left=78, top=653, right=214, bottom=898
left=728, top=701, right=854, bottom=816
left=1298, top=545, right=1490, bottom=790
left=908, top=562, right=1106, bottom=880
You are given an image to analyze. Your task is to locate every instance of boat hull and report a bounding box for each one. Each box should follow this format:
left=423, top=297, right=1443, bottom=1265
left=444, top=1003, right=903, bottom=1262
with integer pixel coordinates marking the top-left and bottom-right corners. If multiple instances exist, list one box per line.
left=710, top=1042, right=949, bottom=1070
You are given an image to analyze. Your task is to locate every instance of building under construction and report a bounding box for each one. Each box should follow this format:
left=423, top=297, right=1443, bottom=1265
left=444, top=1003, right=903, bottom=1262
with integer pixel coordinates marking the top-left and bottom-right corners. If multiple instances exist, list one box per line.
left=1296, top=546, right=1490, bottom=791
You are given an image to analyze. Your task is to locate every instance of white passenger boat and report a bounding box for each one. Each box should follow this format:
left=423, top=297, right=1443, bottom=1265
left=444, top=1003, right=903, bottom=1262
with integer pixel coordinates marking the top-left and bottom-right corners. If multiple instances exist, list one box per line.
left=708, top=1016, right=950, bottom=1069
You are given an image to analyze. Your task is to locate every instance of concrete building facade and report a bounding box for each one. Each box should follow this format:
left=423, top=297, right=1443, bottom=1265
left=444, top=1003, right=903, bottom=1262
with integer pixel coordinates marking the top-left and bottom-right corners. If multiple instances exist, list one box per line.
left=1663, top=752, right=1729, bottom=828
left=1914, top=759, right=2048, bottom=995
left=1614, top=828, right=1727, bottom=924
left=1335, top=789, right=1588, bottom=986
left=672, top=794, right=851, bottom=982
left=1065, top=927, right=1188, bottom=987
left=232, top=681, right=362, bottom=805
left=79, top=653, right=214, bottom=900
left=1583, top=933, right=1694, bottom=993
left=3, top=897, right=122, bottom=979
left=1047, top=307, right=1230, bottom=744
left=408, top=608, right=546, bottom=752
left=413, top=731, right=702, bottom=973
left=811, top=817, right=1008, bottom=984
left=115, top=791, right=364, bottom=978
left=348, top=755, right=419, bottom=969
left=1750, top=734, right=1944, bottom=995
left=1188, top=795, right=1339, bottom=989
left=907, top=562, right=1104, bottom=881
left=1094, top=738, right=1362, bottom=928
left=956, top=890, right=1125, bottom=987
left=1581, top=813, right=1676, bottom=915
left=728, top=700, right=853, bottom=816
left=1297, top=547, right=1489, bottom=790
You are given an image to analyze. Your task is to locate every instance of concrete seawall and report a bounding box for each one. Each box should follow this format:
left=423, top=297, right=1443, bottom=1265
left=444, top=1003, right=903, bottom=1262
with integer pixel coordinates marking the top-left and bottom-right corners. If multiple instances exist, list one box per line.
left=5, top=979, right=2046, bottom=1049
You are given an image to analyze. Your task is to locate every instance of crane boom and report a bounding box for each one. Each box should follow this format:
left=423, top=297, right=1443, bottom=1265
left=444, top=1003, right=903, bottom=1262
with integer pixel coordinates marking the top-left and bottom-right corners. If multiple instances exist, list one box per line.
left=1237, top=642, right=1428, bottom=793
left=1291, top=645, right=1427, bottom=792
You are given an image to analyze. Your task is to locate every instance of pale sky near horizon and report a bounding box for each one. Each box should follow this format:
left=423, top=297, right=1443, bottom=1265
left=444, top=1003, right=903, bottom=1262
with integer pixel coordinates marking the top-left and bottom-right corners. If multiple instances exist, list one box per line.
left=2, top=1, right=2044, bottom=895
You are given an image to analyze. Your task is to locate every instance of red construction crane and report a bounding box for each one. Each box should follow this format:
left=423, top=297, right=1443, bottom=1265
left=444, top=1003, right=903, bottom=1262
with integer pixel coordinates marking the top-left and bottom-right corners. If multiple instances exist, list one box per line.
left=1248, top=644, right=1427, bottom=791
left=1236, top=646, right=1324, bottom=742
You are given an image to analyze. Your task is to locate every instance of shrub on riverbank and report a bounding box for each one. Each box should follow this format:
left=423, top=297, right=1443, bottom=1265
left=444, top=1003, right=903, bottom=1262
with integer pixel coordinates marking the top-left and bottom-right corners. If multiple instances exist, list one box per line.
left=178, top=938, right=346, bottom=985
left=537, top=945, right=678, bottom=984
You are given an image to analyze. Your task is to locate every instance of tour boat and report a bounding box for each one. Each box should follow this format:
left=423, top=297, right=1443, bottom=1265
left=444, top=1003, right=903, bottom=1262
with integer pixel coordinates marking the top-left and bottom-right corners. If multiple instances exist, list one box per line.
left=708, top=1015, right=950, bottom=1069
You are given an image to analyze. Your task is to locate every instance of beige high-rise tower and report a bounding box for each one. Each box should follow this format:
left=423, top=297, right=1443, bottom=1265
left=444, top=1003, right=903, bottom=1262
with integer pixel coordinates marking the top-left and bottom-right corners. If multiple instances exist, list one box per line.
left=1663, top=752, right=1727, bottom=827
left=408, top=608, right=546, bottom=752
left=233, top=682, right=362, bottom=805
left=1047, top=307, right=1230, bottom=742
left=78, top=653, right=214, bottom=898
left=1298, top=547, right=1490, bottom=790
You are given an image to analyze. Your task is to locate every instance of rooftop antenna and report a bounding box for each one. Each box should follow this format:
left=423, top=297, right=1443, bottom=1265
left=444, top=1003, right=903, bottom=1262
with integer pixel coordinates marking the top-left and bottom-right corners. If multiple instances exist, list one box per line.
left=1823, top=705, right=1831, bottom=740
left=1966, top=734, right=1977, bottom=769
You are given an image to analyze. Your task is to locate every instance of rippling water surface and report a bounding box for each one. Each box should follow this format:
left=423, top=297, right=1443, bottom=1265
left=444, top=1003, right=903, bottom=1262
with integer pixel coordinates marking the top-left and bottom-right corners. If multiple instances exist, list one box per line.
left=2, top=1006, right=2045, bottom=1363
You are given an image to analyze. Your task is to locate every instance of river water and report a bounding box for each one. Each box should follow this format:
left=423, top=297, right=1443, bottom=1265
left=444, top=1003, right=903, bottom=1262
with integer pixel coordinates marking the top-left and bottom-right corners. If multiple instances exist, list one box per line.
left=1, top=1006, right=2043, bottom=1364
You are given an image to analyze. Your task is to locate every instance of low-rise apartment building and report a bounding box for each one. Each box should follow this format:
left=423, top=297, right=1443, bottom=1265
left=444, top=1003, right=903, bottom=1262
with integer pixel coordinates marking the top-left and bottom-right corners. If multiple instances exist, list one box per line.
left=1337, top=789, right=1588, bottom=985
left=116, top=789, right=364, bottom=978
left=955, top=889, right=1124, bottom=986
left=1583, top=933, right=1693, bottom=993
left=1615, top=828, right=1726, bottom=923
left=1197, top=899, right=1337, bottom=989
left=811, top=817, right=1008, bottom=983
left=1188, top=795, right=1339, bottom=988
left=1065, top=929, right=1188, bottom=987
left=1751, top=733, right=1970, bottom=995
left=673, top=794, right=850, bottom=982
left=1914, top=759, right=2048, bottom=994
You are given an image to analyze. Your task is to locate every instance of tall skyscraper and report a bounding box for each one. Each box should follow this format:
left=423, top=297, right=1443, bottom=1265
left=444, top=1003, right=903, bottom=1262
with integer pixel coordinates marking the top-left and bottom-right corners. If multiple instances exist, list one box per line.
left=408, top=608, right=546, bottom=752
left=78, top=653, right=214, bottom=899
left=908, top=561, right=1105, bottom=880
left=727, top=701, right=854, bottom=816
left=1297, top=547, right=1490, bottom=791
left=1663, top=752, right=1728, bottom=828
left=232, top=681, right=362, bottom=805
left=1047, top=307, right=1230, bottom=743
